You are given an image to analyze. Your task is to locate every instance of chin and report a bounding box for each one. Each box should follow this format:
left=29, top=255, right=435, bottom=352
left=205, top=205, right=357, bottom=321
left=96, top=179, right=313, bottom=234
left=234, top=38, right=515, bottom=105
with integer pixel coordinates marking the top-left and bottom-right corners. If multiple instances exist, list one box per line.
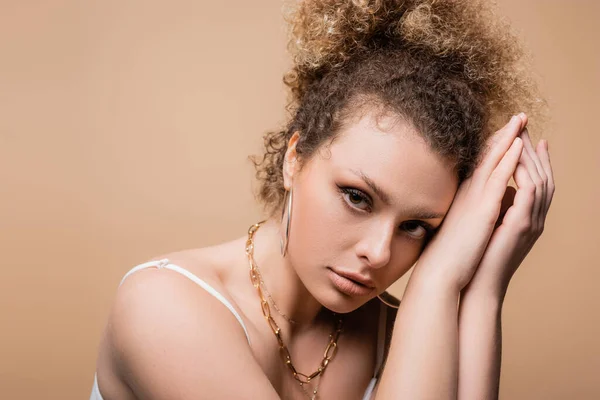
left=316, top=288, right=375, bottom=314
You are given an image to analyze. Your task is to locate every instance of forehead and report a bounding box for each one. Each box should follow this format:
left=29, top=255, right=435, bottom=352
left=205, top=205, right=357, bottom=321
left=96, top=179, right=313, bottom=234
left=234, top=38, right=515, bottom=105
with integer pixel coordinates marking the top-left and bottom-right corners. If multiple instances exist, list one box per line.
left=319, top=111, right=458, bottom=209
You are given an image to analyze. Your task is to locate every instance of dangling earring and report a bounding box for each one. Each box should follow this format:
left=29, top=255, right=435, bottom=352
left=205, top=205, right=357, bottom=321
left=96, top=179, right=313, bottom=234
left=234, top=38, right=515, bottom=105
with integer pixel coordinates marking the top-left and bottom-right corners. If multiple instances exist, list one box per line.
left=280, top=186, right=293, bottom=257
left=377, top=291, right=400, bottom=309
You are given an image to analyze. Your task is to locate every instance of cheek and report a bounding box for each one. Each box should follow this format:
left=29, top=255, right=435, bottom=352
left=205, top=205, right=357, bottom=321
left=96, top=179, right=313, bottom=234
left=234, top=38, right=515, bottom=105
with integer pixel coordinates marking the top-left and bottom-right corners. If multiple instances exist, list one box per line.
left=291, top=184, right=346, bottom=254
left=287, top=176, right=353, bottom=269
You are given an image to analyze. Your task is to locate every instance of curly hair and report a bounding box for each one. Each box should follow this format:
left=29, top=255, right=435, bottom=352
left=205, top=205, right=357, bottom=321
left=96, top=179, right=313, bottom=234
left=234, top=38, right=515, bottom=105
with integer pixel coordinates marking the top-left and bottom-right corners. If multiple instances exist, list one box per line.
left=251, top=0, right=545, bottom=217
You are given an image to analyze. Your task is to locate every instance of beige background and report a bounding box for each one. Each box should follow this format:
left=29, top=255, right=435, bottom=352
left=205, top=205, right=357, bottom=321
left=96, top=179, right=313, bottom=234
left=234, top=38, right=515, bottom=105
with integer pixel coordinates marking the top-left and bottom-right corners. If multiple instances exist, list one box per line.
left=0, top=1, right=598, bottom=399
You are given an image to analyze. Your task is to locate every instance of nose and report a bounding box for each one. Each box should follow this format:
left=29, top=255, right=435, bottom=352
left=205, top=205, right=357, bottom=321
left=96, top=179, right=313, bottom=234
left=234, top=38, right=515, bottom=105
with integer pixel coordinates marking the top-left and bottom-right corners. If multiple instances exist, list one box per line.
left=355, top=222, right=394, bottom=269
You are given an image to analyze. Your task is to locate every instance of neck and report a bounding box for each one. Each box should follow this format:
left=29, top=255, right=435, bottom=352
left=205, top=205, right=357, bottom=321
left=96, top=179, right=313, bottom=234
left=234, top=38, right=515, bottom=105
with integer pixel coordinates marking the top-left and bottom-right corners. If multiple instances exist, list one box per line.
left=249, top=218, right=327, bottom=329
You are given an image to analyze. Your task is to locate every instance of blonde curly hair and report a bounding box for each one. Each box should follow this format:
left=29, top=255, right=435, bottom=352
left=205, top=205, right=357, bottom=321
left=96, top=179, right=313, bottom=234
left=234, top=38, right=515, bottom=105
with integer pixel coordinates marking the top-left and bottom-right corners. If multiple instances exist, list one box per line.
left=251, top=0, right=545, bottom=217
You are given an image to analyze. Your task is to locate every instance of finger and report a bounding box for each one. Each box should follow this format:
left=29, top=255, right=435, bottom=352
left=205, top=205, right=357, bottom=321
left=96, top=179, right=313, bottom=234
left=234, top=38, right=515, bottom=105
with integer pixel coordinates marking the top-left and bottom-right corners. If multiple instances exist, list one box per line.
left=495, top=186, right=517, bottom=229
left=486, top=137, right=524, bottom=199
left=503, top=160, right=536, bottom=232
left=522, top=128, right=548, bottom=183
left=518, top=112, right=529, bottom=128
left=517, top=138, right=544, bottom=229
left=536, top=140, right=555, bottom=211
left=475, top=115, right=525, bottom=183
left=521, top=129, right=548, bottom=228
left=487, top=113, right=527, bottom=148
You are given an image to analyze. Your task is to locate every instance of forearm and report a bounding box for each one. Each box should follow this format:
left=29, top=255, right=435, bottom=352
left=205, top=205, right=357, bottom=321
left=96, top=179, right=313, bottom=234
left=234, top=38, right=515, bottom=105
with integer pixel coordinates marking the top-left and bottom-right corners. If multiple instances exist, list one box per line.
left=375, top=268, right=461, bottom=400
left=457, top=288, right=505, bottom=400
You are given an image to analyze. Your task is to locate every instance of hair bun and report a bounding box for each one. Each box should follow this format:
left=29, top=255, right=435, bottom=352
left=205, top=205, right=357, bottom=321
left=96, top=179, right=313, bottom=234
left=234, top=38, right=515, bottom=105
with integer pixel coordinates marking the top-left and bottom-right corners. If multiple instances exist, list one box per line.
left=284, top=0, right=398, bottom=71
left=252, top=0, right=546, bottom=216
left=283, top=0, right=543, bottom=130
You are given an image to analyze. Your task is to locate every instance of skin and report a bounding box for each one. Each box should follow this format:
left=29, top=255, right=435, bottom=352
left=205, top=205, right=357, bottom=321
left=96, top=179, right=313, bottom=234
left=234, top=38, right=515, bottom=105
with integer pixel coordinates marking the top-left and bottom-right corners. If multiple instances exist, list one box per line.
left=272, top=111, right=458, bottom=322
left=457, top=115, right=555, bottom=399
left=376, top=113, right=555, bottom=399
left=94, top=110, right=554, bottom=399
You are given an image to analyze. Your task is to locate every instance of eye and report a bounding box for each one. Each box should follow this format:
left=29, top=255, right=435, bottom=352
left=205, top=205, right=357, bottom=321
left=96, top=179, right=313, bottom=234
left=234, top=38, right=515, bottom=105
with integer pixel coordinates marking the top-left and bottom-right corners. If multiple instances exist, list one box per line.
left=401, top=221, right=434, bottom=240
left=339, top=187, right=372, bottom=212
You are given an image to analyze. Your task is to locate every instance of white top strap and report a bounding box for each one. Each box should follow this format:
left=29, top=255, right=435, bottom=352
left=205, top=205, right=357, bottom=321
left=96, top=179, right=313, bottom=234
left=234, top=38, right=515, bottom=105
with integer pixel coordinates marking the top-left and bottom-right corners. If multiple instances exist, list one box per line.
left=120, top=258, right=251, bottom=345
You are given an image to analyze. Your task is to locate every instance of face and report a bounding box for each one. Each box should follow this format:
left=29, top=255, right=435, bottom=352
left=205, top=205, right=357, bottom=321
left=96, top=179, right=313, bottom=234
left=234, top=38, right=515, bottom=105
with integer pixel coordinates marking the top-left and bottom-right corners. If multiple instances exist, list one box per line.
left=283, top=110, right=459, bottom=313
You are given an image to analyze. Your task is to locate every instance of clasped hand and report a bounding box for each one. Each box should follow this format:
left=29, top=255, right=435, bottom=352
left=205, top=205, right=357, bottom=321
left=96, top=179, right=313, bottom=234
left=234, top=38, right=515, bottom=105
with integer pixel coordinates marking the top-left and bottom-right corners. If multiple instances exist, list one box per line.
left=416, top=113, right=555, bottom=296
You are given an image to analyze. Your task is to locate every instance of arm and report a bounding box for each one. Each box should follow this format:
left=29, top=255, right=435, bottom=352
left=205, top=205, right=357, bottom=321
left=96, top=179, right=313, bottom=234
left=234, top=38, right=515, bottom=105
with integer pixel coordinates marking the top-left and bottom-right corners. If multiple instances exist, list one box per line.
left=456, top=124, right=555, bottom=400
left=103, top=267, right=281, bottom=400
left=457, top=288, right=505, bottom=400
left=372, top=115, right=553, bottom=400
left=374, top=116, right=528, bottom=400
left=374, top=269, right=461, bottom=400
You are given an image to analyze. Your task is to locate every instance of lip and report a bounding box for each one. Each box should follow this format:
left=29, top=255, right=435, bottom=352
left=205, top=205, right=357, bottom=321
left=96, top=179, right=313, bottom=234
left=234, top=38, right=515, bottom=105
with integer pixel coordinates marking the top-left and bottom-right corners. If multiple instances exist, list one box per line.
left=329, top=267, right=375, bottom=288
left=327, top=267, right=375, bottom=297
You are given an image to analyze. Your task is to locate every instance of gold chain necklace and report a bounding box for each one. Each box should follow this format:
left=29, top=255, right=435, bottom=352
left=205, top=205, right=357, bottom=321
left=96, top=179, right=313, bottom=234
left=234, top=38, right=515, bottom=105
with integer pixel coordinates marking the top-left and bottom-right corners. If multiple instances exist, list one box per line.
left=300, top=374, right=321, bottom=400
left=245, top=221, right=344, bottom=399
left=255, top=267, right=297, bottom=324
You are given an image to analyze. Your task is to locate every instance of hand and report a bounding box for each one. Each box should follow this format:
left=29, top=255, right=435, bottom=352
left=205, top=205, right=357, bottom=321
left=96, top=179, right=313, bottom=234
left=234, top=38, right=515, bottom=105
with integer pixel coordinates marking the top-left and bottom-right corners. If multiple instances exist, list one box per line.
left=414, top=115, right=528, bottom=292
left=463, top=115, right=555, bottom=299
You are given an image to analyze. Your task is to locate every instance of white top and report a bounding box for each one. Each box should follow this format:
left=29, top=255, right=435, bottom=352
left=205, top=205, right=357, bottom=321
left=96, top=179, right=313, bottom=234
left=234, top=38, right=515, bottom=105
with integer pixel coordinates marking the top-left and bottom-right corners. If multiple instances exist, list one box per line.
left=90, top=258, right=389, bottom=400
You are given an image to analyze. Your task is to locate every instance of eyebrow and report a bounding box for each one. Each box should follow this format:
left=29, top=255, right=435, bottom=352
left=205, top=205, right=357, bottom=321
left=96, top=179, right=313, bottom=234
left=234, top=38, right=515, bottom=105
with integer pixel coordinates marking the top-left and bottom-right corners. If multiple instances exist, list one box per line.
left=349, top=169, right=446, bottom=220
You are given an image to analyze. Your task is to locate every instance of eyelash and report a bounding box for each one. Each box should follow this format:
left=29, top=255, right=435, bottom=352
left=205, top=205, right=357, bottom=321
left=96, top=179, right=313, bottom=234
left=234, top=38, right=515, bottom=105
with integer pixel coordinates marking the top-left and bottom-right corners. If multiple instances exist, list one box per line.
left=337, top=186, right=436, bottom=240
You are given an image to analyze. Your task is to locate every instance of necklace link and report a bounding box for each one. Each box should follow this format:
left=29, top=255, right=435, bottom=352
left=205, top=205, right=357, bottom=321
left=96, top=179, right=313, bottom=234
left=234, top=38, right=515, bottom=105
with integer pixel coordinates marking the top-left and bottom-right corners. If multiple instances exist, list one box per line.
left=246, top=221, right=344, bottom=398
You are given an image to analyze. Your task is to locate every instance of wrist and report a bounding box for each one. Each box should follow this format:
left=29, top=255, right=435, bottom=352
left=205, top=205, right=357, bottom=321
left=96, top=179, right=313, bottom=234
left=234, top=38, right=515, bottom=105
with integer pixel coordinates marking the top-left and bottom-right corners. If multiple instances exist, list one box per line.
left=415, top=248, right=483, bottom=293
left=461, top=284, right=507, bottom=307
left=409, top=263, right=462, bottom=298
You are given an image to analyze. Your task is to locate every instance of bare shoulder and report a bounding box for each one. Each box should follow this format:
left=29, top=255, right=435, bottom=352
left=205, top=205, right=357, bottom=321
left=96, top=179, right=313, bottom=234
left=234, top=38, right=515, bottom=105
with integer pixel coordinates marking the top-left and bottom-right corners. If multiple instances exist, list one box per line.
left=96, top=248, right=279, bottom=400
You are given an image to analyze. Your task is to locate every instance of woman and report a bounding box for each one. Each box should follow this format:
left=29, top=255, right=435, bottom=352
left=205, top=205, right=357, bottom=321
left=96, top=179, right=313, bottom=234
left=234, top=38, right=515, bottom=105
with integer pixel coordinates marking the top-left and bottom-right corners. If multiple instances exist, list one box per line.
left=90, top=0, right=554, bottom=399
